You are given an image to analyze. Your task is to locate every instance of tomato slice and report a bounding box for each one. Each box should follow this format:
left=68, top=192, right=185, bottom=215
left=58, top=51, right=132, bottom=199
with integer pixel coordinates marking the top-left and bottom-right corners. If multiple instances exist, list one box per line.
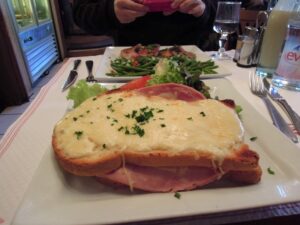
left=119, top=76, right=152, bottom=91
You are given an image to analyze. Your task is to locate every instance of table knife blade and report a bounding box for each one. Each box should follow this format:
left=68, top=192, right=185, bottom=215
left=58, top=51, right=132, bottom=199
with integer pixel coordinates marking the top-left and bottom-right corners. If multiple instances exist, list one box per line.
left=263, top=78, right=300, bottom=133
left=62, top=70, right=78, bottom=92
left=62, top=59, right=81, bottom=92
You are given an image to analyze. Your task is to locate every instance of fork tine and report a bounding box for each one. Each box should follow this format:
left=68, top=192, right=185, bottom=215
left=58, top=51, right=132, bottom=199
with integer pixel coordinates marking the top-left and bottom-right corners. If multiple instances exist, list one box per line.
left=249, top=72, right=256, bottom=94
left=257, top=75, right=265, bottom=94
left=249, top=72, right=265, bottom=96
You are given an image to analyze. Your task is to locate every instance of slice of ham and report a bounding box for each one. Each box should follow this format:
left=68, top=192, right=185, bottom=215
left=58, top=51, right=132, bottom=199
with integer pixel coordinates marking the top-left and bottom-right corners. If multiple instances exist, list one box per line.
left=220, top=99, right=236, bottom=109
left=137, top=83, right=206, bottom=101
left=97, top=164, right=220, bottom=192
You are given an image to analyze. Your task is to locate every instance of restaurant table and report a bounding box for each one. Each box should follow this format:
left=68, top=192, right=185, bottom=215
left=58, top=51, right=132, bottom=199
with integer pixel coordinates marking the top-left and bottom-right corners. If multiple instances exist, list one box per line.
left=1, top=51, right=300, bottom=225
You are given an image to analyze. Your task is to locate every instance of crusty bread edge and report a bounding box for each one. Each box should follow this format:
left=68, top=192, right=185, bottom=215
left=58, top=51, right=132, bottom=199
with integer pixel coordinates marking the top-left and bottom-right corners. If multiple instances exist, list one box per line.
left=227, top=166, right=262, bottom=184
left=53, top=132, right=259, bottom=177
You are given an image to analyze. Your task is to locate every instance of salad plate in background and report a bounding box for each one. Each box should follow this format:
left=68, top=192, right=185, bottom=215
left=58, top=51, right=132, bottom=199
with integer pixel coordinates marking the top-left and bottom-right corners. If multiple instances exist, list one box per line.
left=94, top=45, right=232, bottom=82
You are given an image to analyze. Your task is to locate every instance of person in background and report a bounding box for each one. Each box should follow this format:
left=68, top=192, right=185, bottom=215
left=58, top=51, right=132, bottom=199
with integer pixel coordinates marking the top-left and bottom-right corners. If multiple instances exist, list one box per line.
left=73, top=0, right=218, bottom=51
left=241, top=0, right=268, bottom=10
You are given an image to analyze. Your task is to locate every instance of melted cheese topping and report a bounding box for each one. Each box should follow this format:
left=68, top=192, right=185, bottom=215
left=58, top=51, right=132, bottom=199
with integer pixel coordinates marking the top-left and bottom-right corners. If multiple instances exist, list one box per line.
left=54, top=92, right=244, bottom=160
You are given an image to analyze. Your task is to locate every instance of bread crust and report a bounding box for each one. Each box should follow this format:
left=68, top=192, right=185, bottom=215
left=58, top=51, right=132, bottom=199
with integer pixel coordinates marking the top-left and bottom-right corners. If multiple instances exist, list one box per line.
left=124, top=144, right=259, bottom=171
left=226, top=166, right=262, bottom=184
left=52, top=137, right=122, bottom=176
left=53, top=131, right=259, bottom=176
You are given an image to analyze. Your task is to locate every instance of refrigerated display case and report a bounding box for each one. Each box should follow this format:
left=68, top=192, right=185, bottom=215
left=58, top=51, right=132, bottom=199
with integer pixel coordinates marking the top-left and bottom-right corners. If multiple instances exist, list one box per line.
left=7, top=0, right=59, bottom=84
left=11, top=0, right=35, bottom=29
left=34, top=0, right=51, bottom=23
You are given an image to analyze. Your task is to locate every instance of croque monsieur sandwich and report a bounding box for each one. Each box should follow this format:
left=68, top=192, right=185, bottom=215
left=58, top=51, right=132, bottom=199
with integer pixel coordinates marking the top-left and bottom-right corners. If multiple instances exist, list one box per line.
left=52, top=83, right=261, bottom=192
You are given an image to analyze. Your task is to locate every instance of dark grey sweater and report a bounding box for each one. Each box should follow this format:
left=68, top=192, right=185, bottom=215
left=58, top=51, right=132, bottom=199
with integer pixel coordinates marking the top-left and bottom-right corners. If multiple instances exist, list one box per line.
left=73, top=0, right=218, bottom=50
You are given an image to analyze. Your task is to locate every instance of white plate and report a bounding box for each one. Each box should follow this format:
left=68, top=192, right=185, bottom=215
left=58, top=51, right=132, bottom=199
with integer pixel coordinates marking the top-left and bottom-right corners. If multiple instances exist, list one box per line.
left=13, top=79, right=300, bottom=225
left=94, top=45, right=232, bottom=82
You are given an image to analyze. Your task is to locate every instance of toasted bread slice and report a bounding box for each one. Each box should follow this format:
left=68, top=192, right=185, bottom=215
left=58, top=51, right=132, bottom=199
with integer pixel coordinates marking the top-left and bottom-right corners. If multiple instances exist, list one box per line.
left=52, top=84, right=260, bottom=181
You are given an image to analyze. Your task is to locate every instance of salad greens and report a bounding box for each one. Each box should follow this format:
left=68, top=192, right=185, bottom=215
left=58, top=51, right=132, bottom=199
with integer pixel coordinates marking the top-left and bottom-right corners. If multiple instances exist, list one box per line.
left=148, top=58, right=185, bottom=85
left=107, top=54, right=218, bottom=78
left=148, top=58, right=211, bottom=98
left=67, top=80, right=107, bottom=108
left=170, top=55, right=218, bottom=76
left=66, top=58, right=221, bottom=108
left=107, top=56, right=159, bottom=77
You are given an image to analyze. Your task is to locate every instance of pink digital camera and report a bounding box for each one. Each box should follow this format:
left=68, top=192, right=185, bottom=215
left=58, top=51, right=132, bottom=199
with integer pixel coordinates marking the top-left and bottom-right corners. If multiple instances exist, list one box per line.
left=143, top=0, right=173, bottom=12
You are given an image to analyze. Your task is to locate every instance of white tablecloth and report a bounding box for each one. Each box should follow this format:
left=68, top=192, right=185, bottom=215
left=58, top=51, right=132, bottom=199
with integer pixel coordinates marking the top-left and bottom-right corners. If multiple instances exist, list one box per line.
left=0, top=53, right=299, bottom=225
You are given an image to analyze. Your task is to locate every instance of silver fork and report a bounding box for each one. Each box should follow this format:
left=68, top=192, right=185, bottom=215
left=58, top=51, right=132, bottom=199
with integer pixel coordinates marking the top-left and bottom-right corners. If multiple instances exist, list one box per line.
left=249, top=73, right=298, bottom=143
left=86, top=60, right=95, bottom=82
left=263, top=78, right=300, bottom=133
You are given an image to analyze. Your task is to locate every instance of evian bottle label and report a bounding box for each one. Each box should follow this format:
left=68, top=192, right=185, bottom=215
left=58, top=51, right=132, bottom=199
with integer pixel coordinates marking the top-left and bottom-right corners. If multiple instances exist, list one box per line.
left=275, top=22, right=300, bottom=80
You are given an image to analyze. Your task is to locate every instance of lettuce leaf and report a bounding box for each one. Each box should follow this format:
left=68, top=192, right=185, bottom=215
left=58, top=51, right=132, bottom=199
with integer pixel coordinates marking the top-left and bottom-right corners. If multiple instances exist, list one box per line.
left=67, top=80, right=107, bottom=108
left=148, top=58, right=184, bottom=86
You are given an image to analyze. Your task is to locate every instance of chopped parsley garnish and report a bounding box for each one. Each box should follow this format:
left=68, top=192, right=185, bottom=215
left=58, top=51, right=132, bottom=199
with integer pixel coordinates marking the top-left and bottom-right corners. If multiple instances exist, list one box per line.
left=73, top=117, right=78, bottom=121
left=125, top=127, right=130, bottom=135
left=107, top=103, right=114, bottom=112
left=86, top=110, right=90, bottom=113
left=174, top=192, right=181, bottom=199
left=118, top=98, right=123, bottom=102
left=102, top=144, right=106, bottom=149
left=267, top=167, right=275, bottom=175
left=120, top=106, right=162, bottom=137
left=250, top=136, right=257, bottom=141
left=92, top=97, right=97, bottom=101
left=157, top=109, right=164, bottom=113
left=132, top=124, right=145, bottom=137
left=131, top=110, right=138, bottom=118
left=160, top=124, right=166, bottom=127
left=235, top=105, right=243, bottom=115
left=200, top=111, right=206, bottom=117
left=187, top=117, right=193, bottom=120
left=106, top=116, right=110, bottom=119
left=141, top=106, right=149, bottom=112
left=74, top=131, right=83, bottom=140
left=135, top=110, right=154, bottom=123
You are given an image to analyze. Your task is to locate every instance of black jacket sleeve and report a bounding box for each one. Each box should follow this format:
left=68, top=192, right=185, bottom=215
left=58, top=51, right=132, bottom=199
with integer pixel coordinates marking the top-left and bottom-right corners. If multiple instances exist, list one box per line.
left=198, top=0, right=217, bottom=28
left=73, top=0, right=218, bottom=48
left=73, top=0, right=217, bottom=35
left=73, top=0, right=120, bottom=35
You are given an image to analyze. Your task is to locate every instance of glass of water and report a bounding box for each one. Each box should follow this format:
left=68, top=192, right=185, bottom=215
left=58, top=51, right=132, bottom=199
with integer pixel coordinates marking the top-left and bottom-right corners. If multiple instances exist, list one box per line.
left=212, top=1, right=241, bottom=60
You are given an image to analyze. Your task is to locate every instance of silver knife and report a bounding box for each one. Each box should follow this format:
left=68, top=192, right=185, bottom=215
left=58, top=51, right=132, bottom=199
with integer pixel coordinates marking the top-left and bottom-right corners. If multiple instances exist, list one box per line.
left=62, top=59, right=81, bottom=91
left=263, top=78, right=300, bottom=133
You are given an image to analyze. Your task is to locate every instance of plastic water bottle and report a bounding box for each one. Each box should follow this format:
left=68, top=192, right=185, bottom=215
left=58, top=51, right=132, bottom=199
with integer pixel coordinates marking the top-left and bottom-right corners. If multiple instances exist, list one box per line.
left=272, top=17, right=300, bottom=91
left=272, top=1, right=300, bottom=91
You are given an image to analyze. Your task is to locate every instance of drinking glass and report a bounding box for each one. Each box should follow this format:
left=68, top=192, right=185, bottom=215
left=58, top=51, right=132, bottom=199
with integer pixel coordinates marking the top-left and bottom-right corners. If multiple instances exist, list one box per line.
left=212, top=1, right=241, bottom=60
